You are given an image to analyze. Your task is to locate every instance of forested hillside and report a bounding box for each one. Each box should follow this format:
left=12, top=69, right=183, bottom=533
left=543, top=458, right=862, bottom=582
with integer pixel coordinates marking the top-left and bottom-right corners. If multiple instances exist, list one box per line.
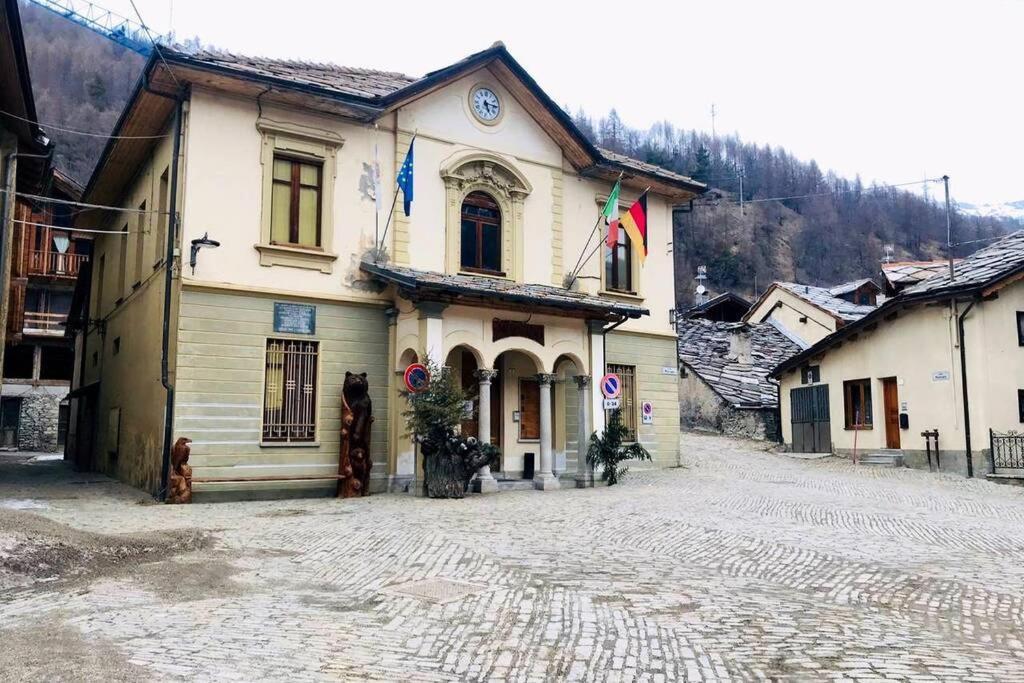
left=17, top=2, right=1017, bottom=308
left=572, top=109, right=1018, bottom=306
left=20, top=1, right=146, bottom=184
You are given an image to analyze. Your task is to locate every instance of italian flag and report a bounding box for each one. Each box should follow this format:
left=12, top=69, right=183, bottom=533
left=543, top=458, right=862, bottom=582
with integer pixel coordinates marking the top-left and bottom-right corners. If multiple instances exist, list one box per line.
left=602, top=180, right=621, bottom=249
left=620, top=191, right=649, bottom=263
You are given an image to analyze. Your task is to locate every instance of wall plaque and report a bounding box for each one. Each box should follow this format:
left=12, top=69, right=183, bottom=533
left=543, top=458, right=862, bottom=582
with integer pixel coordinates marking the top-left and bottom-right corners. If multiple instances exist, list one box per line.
left=274, top=302, right=316, bottom=335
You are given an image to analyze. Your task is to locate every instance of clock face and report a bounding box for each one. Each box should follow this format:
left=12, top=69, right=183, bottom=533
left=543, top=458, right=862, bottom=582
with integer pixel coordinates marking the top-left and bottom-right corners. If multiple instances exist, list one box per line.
left=472, top=87, right=501, bottom=122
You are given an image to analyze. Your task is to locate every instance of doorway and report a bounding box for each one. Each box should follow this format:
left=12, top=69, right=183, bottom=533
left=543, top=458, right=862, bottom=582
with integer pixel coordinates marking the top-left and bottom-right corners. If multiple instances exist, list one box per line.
left=882, top=377, right=901, bottom=449
left=790, top=385, right=831, bottom=453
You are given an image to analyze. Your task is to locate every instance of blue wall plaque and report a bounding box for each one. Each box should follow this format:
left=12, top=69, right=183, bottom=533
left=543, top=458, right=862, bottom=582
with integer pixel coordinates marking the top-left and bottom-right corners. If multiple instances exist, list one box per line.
left=274, top=302, right=316, bottom=335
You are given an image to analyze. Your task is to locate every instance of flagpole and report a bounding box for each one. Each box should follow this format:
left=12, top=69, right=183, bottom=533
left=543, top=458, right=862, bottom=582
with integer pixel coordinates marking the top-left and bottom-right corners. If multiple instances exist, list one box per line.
left=566, top=172, right=623, bottom=286
left=377, top=131, right=416, bottom=257
left=568, top=185, right=650, bottom=289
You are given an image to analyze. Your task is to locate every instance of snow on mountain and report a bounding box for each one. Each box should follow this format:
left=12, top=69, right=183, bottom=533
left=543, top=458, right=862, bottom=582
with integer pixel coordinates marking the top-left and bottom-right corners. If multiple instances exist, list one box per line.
left=959, top=199, right=1024, bottom=223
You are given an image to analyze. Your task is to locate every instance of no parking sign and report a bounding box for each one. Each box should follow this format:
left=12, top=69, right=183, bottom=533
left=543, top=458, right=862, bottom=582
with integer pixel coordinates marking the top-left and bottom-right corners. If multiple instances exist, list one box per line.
left=641, top=400, right=654, bottom=424
left=403, top=363, right=430, bottom=393
left=600, top=373, right=621, bottom=399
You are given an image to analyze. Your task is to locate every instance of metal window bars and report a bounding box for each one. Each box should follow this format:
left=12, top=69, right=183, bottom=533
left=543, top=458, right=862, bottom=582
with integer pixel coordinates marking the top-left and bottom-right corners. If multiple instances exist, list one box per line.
left=262, top=339, right=319, bottom=443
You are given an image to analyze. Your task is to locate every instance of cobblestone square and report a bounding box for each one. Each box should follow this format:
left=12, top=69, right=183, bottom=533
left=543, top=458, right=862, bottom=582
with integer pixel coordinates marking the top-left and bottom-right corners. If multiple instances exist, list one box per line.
left=3, top=434, right=1024, bottom=681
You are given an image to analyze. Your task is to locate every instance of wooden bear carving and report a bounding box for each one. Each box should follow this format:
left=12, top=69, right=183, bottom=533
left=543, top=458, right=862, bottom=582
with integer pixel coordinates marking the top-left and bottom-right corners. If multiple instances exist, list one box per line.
left=167, top=437, right=193, bottom=504
left=338, top=372, right=374, bottom=498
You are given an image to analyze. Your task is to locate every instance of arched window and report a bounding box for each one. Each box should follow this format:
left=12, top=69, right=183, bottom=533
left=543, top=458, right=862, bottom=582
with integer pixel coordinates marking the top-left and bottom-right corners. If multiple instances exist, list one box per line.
left=460, top=191, right=502, bottom=274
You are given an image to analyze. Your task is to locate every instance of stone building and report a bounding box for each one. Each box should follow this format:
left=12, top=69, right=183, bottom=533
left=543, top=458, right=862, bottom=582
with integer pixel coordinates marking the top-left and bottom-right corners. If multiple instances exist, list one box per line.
left=677, top=319, right=799, bottom=441
left=66, top=42, right=705, bottom=498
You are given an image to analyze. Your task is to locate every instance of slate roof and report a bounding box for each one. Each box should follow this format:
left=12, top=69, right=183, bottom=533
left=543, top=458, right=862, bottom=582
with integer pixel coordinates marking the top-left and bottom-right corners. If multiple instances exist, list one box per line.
left=776, top=282, right=877, bottom=322
left=901, top=231, right=1024, bottom=296
left=182, top=50, right=419, bottom=99
left=772, top=230, right=1024, bottom=377
left=677, top=320, right=800, bottom=409
left=596, top=147, right=702, bottom=188
left=682, top=292, right=753, bottom=320
left=881, top=260, right=958, bottom=289
left=360, top=261, right=648, bottom=320
left=827, top=278, right=878, bottom=297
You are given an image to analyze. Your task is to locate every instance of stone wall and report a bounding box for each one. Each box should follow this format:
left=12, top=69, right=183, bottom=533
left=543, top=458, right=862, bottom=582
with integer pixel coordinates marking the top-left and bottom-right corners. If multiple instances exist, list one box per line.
left=17, top=392, right=61, bottom=452
left=679, top=371, right=779, bottom=441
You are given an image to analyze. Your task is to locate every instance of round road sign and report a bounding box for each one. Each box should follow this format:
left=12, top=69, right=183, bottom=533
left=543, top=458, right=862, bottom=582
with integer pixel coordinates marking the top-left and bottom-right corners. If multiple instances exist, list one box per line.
left=600, top=373, right=621, bottom=399
left=403, top=363, right=430, bottom=393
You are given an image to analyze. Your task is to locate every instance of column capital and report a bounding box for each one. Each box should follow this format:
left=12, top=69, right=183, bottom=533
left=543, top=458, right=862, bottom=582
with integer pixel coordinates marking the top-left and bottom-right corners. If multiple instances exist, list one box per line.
left=384, top=306, right=399, bottom=326
left=535, top=373, right=557, bottom=386
left=573, top=374, right=591, bottom=390
left=473, top=368, right=499, bottom=383
left=416, top=300, right=448, bottom=319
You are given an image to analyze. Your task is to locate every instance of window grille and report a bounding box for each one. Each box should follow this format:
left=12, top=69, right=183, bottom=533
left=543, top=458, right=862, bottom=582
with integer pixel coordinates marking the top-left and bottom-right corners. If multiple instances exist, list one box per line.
left=607, top=363, right=637, bottom=441
left=262, top=338, right=319, bottom=443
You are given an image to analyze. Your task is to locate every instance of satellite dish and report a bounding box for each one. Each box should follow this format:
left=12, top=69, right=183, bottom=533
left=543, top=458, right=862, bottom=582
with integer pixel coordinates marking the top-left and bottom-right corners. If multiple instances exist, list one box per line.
left=696, top=285, right=707, bottom=295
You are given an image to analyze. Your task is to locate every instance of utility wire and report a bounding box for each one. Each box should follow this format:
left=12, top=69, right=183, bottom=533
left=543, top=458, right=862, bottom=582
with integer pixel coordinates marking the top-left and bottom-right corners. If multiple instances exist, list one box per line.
left=0, top=109, right=170, bottom=140
left=0, top=187, right=172, bottom=215
left=129, top=0, right=182, bottom=91
left=13, top=219, right=140, bottom=235
left=715, top=177, right=944, bottom=205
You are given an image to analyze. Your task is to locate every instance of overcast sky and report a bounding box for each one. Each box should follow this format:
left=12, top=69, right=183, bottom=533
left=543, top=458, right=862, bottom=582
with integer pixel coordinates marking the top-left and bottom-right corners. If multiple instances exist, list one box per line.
left=103, top=0, right=1022, bottom=205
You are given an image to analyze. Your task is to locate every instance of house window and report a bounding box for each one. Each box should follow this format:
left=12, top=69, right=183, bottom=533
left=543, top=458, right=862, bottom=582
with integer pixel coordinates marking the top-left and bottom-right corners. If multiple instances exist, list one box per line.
left=606, top=363, right=637, bottom=441
left=116, top=223, right=128, bottom=302
left=155, top=166, right=169, bottom=267
left=843, top=379, right=873, bottom=429
left=801, top=365, right=821, bottom=384
left=133, top=200, right=146, bottom=287
left=262, top=339, right=319, bottom=443
left=460, top=191, right=502, bottom=274
left=605, top=226, right=633, bottom=293
left=519, top=378, right=540, bottom=441
left=270, top=155, right=322, bottom=248
left=1017, top=312, right=1024, bottom=346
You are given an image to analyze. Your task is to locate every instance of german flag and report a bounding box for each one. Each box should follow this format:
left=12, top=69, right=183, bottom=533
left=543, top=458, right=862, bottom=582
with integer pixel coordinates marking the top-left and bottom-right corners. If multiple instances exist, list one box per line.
left=620, top=191, right=649, bottom=263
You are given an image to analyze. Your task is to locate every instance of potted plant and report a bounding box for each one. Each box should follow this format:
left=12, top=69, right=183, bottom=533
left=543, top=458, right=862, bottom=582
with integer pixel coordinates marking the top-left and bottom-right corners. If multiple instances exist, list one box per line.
left=586, top=410, right=651, bottom=486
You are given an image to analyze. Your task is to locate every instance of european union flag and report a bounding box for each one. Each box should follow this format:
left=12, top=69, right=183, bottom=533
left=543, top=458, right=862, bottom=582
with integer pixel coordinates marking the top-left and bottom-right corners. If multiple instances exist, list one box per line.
left=396, top=138, right=414, bottom=216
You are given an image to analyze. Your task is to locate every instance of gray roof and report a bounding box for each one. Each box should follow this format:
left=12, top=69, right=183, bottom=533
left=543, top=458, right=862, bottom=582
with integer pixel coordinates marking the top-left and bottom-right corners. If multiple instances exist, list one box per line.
left=677, top=320, right=801, bottom=408
left=596, top=147, right=702, bottom=188
left=827, top=278, right=877, bottom=297
left=881, top=260, right=958, bottom=288
left=776, top=282, right=876, bottom=322
left=181, top=50, right=418, bottom=99
left=360, top=261, right=647, bottom=320
left=901, top=231, right=1024, bottom=296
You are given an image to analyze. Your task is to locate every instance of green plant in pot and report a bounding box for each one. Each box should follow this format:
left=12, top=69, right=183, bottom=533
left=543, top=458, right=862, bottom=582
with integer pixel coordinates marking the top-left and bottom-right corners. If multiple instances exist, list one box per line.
left=586, top=410, right=651, bottom=485
left=403, top=358, right=500, bottom=498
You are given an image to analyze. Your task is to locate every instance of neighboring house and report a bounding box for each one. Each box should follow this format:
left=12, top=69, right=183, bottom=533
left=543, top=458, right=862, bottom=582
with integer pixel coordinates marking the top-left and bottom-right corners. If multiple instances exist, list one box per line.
left=2, top=169, right=90, bottom=450
left=744, top=279, right=880, bottom=348
left=67, top=42, right=705, bottom=498
left=681, top=292, right=751, bottom=323
left=773, top=230, right=1024, bottom=483
left=677, top=319, right=799, bottom=440
left=880, top=260, right=959, bottom=297
left=0, top=0, right=52, bottom=401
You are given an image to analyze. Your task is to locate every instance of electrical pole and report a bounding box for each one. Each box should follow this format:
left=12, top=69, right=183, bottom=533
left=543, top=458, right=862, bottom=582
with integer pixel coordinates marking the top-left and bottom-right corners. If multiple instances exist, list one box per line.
left=943, top=175, right=954, bottom=281
left=711, top=103, right=716, bottom=139
left=737, top=165, right=744, bottom=216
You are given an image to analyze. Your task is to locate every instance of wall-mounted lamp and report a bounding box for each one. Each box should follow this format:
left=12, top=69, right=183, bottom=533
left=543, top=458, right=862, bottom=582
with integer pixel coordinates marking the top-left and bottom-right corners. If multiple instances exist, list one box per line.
left=189, top=232, right=220, bottom=275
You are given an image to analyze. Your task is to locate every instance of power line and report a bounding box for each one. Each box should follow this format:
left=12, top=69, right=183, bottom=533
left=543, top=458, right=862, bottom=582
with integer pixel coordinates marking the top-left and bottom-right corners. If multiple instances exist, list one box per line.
left=0, top=186, right=173, bottom=215
left=0, top=109, right=171, bottom=140
left=13, top=219, right=139, bottom=235
left=128, top=0, right=182, bottom=91
left=716, top=177, right=944, bottom=205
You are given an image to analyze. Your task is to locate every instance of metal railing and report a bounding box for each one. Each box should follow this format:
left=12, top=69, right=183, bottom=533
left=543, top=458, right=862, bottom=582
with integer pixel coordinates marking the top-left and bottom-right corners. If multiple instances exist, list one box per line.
left=989, top=430, right=1024, bottom=472
left=27, top=250, right=89, bottom=278
left=23, top=310, right=67, bottom=334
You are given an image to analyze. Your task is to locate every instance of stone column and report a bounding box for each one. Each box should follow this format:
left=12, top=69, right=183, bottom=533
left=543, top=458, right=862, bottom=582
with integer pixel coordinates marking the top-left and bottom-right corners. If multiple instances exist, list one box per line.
left=534, top=373, right=559, bottom=490
left=587, top=320, right=607, bottom=435
left=417, top=301, right=447, bottom=367
left=574, top=375, right=593, bottom=488
left=472, top=368, right=499, bottom=493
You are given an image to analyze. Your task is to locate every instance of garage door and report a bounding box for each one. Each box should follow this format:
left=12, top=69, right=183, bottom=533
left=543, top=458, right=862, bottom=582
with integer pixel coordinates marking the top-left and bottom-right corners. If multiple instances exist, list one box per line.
left=790, top=385, right=831, bottom=453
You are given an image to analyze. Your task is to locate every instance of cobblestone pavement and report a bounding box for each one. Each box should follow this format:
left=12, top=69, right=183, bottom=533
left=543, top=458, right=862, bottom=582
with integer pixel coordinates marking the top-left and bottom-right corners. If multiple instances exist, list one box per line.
left=3, top=434, right=1024, bottom=681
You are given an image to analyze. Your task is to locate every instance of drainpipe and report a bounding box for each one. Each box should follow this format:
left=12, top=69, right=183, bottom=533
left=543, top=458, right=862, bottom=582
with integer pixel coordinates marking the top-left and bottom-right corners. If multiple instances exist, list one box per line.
left=957, top=299, right=977, bottom=478
left=158, top=97, right=185, bottom=499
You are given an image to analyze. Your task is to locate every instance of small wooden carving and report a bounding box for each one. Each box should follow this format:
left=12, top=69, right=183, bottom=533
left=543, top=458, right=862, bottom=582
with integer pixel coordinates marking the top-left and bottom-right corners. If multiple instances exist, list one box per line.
left=167, top=437, right=193, bottom=504
left=338, top=372, right=374, bottom=498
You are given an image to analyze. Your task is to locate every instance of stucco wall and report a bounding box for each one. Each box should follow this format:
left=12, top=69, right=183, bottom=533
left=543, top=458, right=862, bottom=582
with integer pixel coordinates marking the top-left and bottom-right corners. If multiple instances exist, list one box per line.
left=747, top=287, right=838, bottom=347
left=173, top=287, right=390, bottom=498
left=779, top=282, right=1024, bottom=475
left=606, top=331, right=680, bottom=468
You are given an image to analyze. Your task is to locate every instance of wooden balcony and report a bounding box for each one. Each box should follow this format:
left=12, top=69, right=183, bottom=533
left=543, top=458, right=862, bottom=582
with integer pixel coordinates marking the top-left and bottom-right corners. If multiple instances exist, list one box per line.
left=23, top=310, right=68, bottom=336
left=27, top=250, right=89, bottom=278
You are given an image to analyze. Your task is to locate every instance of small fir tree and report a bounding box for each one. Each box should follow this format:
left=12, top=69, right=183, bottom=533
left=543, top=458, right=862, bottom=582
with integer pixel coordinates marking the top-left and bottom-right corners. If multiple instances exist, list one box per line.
left=586, top=411, right=651, bottom=486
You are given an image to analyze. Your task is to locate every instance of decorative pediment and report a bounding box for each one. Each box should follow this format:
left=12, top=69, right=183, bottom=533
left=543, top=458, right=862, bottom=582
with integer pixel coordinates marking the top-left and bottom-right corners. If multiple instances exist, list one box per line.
left=440, top=153, right=532, bottom=200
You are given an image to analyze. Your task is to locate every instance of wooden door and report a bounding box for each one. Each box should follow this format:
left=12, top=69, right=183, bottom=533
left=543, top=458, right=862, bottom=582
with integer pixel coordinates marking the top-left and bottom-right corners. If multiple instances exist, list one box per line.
left=459, top=351, right=478, bottom=440
left=882, top=378, right=901, bottom=449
